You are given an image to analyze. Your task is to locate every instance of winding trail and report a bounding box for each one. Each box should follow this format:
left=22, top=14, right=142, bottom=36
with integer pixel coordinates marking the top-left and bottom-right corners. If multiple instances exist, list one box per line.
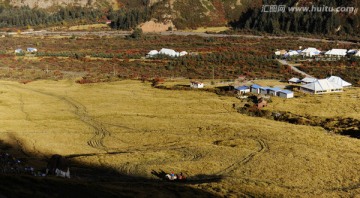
left=10, top=30, right=358, bottom=45
left=277, top=59, right=314, bottom=78
left=216, top=137, right=269, bottom=176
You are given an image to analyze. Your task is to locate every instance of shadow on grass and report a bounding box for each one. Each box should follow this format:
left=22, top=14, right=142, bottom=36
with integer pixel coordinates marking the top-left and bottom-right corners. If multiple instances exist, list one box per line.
left=0, top=140, right=221, bottom=198
left=341, top=129, right=360, bottom=139
left=151, top=170, right=223, bottom=185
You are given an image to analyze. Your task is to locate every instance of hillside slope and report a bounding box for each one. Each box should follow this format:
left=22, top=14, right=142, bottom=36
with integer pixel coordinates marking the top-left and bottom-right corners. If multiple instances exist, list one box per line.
left=0, top=0, right=359, bottom=38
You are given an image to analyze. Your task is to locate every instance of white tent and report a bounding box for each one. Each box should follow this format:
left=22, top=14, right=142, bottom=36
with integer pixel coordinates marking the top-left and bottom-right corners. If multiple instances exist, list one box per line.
left=286, top=50, right=299, bottom=57
left=301, top=47, right=321, bottom=57
left=347, top=49, right=358, bottom=55
left=325, top=49, right=347, bottom=57
left=179, top=51, right=188, bottom=56
left=14, top=49, right=23, bottom=54
left=27, top=48, right=37, bottom=53
left=159, top=48, right=178, bottom=57
left=146, top=50, right=159, bottom=58
left=147, top=48, right=188, bottom=58
left=326, top=76, right=352, bottom=87
left=300, top=79, right=343, bottom=94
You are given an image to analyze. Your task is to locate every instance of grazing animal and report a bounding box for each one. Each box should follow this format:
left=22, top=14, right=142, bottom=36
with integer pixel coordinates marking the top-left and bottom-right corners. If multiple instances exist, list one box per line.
left=165, top=174, right=177, bottom=181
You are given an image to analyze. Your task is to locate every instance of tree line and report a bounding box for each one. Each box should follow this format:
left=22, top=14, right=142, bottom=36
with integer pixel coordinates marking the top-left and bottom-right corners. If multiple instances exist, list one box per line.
left=0, top=5, right=150, bottom=30
left=0, top=6, right=103, bottom=28
left=231, top=0, right=360, bottom=36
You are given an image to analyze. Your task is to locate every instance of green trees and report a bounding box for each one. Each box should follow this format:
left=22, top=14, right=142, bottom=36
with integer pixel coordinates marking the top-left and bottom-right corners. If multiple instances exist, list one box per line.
left=128, top=28, right=143, bottom=39
left=232, top=0, right=360, bottom=36
left=109, top=9, right=149, bottom=30
left=0, top=5, right=103, bottom=28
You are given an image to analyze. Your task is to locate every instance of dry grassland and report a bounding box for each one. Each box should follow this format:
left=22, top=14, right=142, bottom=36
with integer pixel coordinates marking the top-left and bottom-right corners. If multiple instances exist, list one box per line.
left=1, top=80, right=360, bottom=197
left=268, top=88, right=360, bottom=119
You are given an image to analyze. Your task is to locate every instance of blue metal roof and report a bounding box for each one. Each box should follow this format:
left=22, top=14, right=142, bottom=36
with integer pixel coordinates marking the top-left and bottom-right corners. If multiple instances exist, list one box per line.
left=235, top=86, right=249, bottom=91
left=268, top=87, right=282, bottom=91
left=279, top=90, right=293, bottom=94
left=260, top=87, right=270, bottom=90
left=251, top=84, right=262, bottom=89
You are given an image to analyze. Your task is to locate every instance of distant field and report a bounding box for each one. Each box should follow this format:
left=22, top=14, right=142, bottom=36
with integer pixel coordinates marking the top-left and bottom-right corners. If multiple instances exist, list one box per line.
left=2, top=79, right=360, bottom=197
left=68, top=24, right=111, bottom=31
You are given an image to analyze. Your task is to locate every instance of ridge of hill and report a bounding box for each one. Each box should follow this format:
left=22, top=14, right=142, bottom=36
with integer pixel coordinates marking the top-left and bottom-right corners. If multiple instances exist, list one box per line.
left=0, top=0, right=359, bottom=38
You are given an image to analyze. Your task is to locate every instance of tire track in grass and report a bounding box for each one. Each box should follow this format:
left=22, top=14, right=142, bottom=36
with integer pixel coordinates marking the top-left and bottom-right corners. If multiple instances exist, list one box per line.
left=216, top=138, right=269, bottom=176
left=5, top=84, right=111, bottom=152
left=18, top=94, right=31, bottom=121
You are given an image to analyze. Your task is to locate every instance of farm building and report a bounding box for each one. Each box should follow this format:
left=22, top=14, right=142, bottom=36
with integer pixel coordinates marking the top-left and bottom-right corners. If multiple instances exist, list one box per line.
left=255, top=97, right=267, bottom=109
left=301, top=47, right=321, bottom=57
left=325, top=49, right=347, bottom=57
left=235, top=86, right=250, bottom=94
left=250, top=84, right=262, bottom=94
left=259, top=87, right=270, bottom=95
left=288, top=77, right=301, bottom=84
left=268, top=87, right=282, bottom=96
left=301, top=77, right=317, bottom=84
left=27, top=48, right=37, bottom=53
left=326, top=76, right=352, bottom=87
left=277, top=90, right=294, bottom=98
left=190, top=81, right=204, bottom=88
left=300, top=79, right=343, bottom=94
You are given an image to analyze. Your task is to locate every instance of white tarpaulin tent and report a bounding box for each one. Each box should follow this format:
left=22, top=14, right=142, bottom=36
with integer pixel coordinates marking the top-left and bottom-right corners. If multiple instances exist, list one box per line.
left=300, top=79, right=343, bottom=94
left=301, top=47, right=321, bottom=57
left=146, top=50, right=159, bottom=58
left=325, top=49, right=347, bottom=57
left=326, top=76, right=352, bottom=87
left=301, top=77, right=318, bottom=84
left=147, top=48, right=188, bottom=58
left=159, top=48, right=178, bottom=57
left=286, top=50, right=299, bottom=57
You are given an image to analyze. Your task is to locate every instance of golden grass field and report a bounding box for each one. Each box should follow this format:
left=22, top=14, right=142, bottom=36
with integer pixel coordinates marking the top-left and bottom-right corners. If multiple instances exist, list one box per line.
left=1, top=79, right=360, bottom=197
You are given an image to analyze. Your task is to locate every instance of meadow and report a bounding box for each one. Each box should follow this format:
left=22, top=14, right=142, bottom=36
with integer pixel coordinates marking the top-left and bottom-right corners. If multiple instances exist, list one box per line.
left=1, top=79, right=360, bottom=197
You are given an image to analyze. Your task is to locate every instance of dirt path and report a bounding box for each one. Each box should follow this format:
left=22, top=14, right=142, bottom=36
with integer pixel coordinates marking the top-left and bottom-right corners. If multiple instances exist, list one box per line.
left=277, top=59, right=315, bottom=78
left=5, top=30, right=358, bottom=44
